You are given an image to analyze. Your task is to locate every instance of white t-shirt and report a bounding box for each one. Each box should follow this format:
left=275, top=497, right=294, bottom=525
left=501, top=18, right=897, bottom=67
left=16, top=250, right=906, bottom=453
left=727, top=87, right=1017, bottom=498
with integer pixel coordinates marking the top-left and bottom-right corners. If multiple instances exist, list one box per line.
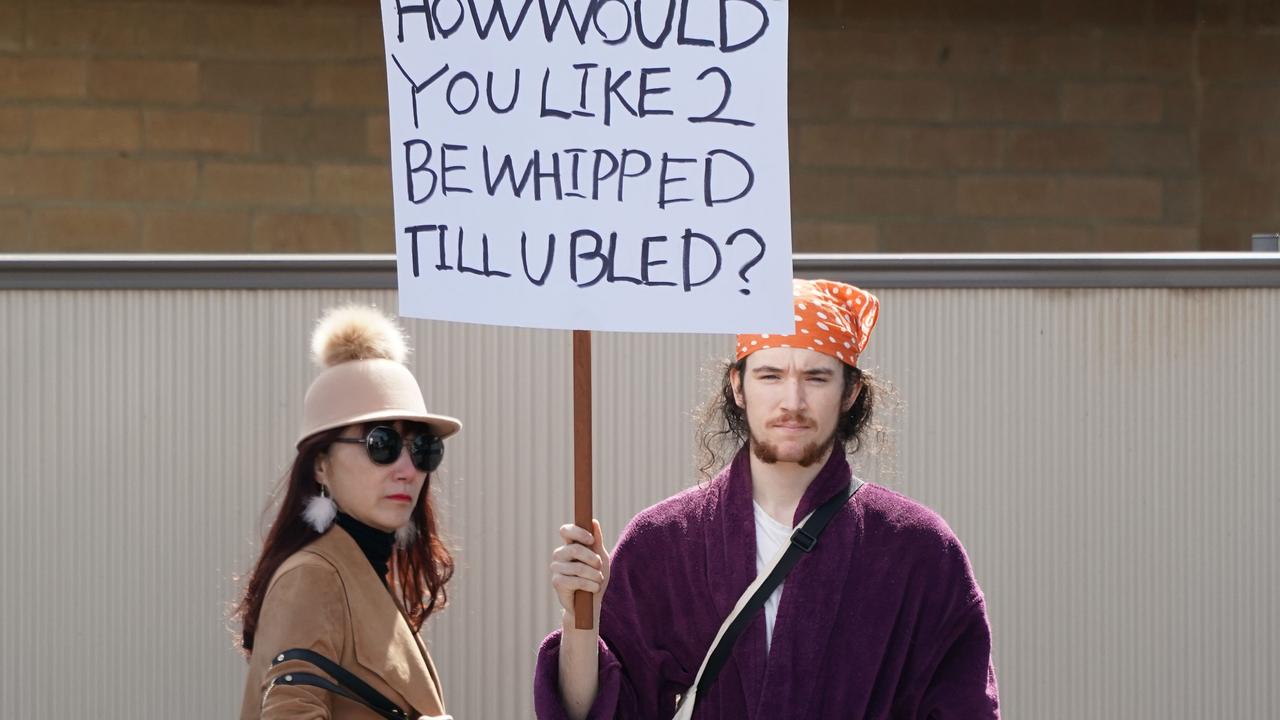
left=752, top=501, right=794, bottom=652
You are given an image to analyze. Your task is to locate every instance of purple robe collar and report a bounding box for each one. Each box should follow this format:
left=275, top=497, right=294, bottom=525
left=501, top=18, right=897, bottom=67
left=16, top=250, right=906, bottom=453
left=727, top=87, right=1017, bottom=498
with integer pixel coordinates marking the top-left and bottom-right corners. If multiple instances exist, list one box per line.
left=722, top=443, right=854, bottom=518
left=707, top=445, right=858, bottom=720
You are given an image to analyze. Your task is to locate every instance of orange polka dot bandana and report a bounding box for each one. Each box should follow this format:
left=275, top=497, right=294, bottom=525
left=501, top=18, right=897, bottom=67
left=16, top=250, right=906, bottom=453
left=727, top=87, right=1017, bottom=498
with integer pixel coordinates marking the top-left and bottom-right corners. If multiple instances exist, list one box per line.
left=736, top=279, right=880, bottom=367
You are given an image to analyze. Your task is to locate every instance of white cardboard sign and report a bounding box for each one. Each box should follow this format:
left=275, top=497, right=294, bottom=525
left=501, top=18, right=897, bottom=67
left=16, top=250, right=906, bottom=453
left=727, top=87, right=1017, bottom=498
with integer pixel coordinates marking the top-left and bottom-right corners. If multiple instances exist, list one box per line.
left=379, top=0, right=793, bottom=333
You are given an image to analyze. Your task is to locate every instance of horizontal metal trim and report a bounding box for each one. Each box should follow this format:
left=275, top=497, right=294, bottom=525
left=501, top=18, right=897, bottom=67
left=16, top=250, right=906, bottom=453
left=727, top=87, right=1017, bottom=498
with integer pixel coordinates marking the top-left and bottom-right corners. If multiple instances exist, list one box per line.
left=798, top=253, right=1280, bottom=288
left=1, top=252, right=1278, bottom=289
left=0, top=254, right=396, bottom=290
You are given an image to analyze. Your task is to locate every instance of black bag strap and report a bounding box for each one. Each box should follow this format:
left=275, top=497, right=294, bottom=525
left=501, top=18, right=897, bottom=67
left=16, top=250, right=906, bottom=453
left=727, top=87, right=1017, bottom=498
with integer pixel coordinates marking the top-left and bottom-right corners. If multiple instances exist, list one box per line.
left=695, top=480, right=862, bottom=699
left=271, top=672, right=407, bottom=720
left=268, top=647, right=411, bottom=720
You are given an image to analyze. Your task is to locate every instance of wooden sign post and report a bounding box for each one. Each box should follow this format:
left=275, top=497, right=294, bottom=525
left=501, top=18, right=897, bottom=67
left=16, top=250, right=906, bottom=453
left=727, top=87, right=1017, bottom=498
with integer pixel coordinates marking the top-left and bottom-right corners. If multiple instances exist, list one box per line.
left=572, top=330, right=594, bottom=629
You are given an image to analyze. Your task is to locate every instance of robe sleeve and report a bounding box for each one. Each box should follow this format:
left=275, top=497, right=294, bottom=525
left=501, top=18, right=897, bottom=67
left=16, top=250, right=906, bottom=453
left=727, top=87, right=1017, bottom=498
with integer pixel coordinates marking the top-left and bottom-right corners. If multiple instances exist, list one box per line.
left=532, top=632, right=623, bottom=720
left=918, top=597, right=1000, bottom=718
left=533, top=518, right=688, bottom=719
left=250, top=561, right=349, bottom=719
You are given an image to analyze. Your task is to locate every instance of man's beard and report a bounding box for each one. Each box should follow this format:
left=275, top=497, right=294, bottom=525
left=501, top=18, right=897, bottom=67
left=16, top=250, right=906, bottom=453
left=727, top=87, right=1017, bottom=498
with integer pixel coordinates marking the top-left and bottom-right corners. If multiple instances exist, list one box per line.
left=749, top=420, right=838, bottom=468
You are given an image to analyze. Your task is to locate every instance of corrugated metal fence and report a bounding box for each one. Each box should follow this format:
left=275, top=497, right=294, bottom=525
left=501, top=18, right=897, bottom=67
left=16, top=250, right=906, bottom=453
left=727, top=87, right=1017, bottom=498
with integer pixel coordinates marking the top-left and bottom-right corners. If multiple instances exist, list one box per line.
left=1, top=256, right=1277, bottom=718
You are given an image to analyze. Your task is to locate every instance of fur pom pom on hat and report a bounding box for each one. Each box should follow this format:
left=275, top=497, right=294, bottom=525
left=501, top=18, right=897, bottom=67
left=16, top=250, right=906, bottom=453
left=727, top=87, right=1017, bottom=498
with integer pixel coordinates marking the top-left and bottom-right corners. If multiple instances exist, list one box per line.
left=311, top=304, right=409, bottom=368
left=296, top=305, right=461, bottom=447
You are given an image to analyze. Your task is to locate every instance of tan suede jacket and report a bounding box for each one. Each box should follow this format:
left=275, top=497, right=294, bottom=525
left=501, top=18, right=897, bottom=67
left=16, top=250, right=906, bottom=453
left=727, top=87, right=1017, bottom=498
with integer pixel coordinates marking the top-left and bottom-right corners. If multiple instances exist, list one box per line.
left=240, top=526, right=447, bottom=719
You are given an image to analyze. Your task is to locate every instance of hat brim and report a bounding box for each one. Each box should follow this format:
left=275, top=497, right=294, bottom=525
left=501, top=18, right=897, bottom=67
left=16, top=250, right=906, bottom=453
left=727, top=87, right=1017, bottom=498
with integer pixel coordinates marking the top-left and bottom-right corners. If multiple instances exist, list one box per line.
left=297, top=410, right=462, bottom=448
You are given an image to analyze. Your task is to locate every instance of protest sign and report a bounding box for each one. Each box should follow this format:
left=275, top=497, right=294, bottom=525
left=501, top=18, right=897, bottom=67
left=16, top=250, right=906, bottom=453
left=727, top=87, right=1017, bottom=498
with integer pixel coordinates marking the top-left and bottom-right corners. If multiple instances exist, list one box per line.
left=379, top=0, right=794, bottom=333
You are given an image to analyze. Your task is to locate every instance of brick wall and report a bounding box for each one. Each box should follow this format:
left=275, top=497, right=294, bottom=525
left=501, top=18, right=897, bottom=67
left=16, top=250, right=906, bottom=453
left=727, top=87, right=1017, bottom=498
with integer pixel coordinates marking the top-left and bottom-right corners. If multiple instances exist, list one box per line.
left=0, top=0, right=1276, bottom=253
left=0, top=0, right=391, bottom=252
left=791, top=0, right=1280, bottom=252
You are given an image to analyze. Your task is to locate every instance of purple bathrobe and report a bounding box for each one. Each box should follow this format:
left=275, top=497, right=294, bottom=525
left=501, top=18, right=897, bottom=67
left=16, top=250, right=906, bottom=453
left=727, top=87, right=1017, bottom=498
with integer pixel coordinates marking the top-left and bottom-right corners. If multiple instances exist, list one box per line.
left=534, top=447, right=999, bottom=719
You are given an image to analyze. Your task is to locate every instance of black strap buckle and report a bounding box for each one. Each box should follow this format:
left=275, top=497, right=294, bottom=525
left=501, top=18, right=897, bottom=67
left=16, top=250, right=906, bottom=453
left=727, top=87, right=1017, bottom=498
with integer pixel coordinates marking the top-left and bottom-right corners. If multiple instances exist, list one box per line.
left=790, top=528, right=818, bottom=553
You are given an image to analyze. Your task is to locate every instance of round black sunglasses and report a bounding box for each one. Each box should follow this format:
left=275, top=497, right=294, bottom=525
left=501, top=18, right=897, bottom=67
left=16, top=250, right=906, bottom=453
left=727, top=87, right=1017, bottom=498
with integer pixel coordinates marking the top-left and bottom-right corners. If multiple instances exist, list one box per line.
left=331, top=425, right=444, bottom=472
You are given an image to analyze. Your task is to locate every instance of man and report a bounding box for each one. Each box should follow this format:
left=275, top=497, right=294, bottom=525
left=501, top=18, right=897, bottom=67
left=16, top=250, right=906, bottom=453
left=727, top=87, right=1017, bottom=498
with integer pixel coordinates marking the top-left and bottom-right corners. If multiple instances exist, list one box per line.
left=536, top=279, right=999, bottom=719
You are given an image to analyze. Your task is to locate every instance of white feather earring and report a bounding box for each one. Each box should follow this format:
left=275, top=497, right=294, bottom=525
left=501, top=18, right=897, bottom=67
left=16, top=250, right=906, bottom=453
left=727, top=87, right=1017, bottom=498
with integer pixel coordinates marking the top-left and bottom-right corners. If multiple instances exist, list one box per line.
left=303, top=485, right=337, bottom=533
left=394, top=521, right=419, bottom=549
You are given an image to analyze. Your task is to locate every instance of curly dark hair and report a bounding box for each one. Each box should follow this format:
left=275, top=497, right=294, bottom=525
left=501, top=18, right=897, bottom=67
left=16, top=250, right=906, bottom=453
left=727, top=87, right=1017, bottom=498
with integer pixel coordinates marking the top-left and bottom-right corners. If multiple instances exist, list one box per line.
left=695, top=357, right=879, bottom=480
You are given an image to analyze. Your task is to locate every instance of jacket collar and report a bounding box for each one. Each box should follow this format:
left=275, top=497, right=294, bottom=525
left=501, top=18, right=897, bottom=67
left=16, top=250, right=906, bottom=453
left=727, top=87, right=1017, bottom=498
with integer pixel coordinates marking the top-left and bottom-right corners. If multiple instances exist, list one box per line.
left=306, top=526, right=446, bottom=716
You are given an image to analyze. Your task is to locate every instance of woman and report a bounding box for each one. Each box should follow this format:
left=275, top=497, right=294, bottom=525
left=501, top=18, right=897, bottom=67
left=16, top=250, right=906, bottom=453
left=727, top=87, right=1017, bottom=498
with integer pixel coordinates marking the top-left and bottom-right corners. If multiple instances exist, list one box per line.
left=235, top=305, right=460, bottom=719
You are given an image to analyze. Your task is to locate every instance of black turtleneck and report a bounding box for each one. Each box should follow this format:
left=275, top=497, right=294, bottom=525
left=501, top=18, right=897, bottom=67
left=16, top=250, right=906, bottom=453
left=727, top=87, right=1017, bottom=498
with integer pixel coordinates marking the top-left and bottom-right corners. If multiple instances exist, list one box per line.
left=334, top=512, right=395, bottom=585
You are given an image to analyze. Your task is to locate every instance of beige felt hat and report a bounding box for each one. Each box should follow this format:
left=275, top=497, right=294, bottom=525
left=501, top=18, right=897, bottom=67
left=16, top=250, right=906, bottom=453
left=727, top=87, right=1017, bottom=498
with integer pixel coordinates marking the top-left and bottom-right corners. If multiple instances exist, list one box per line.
left=297, top=305, right=461, bottom=447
